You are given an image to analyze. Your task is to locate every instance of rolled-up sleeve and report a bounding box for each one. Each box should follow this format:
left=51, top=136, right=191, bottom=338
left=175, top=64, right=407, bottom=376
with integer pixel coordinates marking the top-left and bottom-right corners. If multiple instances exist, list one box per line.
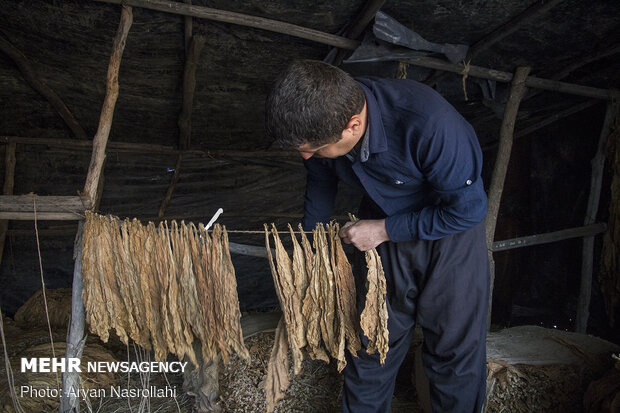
left=302, top=158, right=339, bottom=231
left=385, top=114, right=488, bottom=242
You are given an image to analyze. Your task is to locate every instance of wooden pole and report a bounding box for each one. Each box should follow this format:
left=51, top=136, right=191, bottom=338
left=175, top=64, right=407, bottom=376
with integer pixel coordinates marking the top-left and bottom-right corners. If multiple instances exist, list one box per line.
left=83, top=5, right=133, bottom=202
left=575, top=99, right=619, bottom=333
left=491, top=223, right=607, bottom=252
left=485, top=66, right=531, bottom=329
left=0, top=143, right=16, bottom=265
left=0, top=35, right=88, bottom=141
left=59, top=220, right=86, bottom=413
left=401, top=56, right=613, bottom=100
left=94, top=0, right=359, bottom=50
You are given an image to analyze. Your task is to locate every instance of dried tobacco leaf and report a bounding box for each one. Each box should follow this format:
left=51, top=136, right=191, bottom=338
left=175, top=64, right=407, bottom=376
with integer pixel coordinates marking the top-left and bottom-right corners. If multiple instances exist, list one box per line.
left=270, top=224, right=304, bottom=374
left=82, top=211, right=111, bottom=342
left=220, top=227, right=249, bottom=361
left=264, top=317, right=290, bottom=413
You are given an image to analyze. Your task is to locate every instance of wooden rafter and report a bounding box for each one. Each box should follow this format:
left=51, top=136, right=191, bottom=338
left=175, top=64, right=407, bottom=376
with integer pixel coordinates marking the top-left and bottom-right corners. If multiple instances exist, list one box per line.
left=0, top=195, right=92, bottom=220
left=95, top=0, right=359, bottom=50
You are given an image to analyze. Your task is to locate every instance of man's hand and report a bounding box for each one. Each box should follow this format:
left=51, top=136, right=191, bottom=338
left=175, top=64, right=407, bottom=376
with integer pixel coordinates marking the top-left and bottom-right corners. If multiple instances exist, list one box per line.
left=339, top=219, right=390, bottom=251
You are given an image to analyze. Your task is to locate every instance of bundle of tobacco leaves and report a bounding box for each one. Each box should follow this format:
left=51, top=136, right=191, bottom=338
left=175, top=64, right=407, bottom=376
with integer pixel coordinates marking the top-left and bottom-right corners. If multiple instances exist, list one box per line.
left=81, top=211, right=249, bottom=368
left=264, top=221, right=388, bottom=412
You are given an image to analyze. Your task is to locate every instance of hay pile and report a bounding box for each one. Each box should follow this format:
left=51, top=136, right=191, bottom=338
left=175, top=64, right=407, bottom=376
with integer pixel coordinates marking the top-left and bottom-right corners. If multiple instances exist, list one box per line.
left=263, top=222, right=388, bottom=411
left=81, top=211, right=249, bottom=368
left=0, top=341, right=118, bottom=413
left=13, top=288, right=72, bottom=329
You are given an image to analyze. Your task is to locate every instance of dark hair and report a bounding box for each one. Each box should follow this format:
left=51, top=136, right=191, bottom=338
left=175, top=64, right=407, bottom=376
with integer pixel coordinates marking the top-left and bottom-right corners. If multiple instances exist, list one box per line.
left=265, top=60, right=365, bottom=148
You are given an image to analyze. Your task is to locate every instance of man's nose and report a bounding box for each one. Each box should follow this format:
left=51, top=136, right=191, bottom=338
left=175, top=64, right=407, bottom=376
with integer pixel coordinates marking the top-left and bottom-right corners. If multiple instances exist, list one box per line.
left=300, top=151, right=313, bottom=160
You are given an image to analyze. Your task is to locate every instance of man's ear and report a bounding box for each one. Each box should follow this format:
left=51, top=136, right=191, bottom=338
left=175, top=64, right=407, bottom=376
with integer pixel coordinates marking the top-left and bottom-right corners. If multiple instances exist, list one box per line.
left=345, top=114, right=362, bottom=135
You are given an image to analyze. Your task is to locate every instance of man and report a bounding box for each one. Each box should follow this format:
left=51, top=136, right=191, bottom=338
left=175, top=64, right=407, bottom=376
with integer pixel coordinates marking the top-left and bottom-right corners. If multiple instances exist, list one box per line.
left=265, top=59, right=489, bottom=413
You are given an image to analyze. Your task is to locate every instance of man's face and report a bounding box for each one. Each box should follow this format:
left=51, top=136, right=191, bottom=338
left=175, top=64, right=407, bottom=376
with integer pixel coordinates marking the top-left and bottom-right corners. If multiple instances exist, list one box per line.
left=296, top=131, right=358, bottom=160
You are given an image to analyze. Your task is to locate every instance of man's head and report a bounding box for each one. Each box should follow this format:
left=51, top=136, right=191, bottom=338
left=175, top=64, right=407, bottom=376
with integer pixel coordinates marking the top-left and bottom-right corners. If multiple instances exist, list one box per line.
left=265, top=60, right=366, bottom=158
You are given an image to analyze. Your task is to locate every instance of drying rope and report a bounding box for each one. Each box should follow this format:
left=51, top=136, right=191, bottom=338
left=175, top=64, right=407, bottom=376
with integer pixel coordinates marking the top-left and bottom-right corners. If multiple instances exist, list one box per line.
left=33, top=196, right=60, bottom=388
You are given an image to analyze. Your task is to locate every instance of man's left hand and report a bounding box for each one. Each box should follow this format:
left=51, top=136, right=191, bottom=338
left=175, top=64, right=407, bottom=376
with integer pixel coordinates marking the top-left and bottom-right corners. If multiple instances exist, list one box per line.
left=339, top=219, right=390, bottom=251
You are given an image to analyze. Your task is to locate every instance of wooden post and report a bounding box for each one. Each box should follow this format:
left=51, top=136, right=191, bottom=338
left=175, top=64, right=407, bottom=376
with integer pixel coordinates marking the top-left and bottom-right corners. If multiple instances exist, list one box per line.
left=83, top=5, right=133, bottom=201
left=575, top=99, right=619, bottom=333
left=59, top=220, right=86, bottom=413
left=0, top=143, right=16, bottom=265
left=485, top=66, right=531, bottom=329
left=0, top=36, right=88, bottom=141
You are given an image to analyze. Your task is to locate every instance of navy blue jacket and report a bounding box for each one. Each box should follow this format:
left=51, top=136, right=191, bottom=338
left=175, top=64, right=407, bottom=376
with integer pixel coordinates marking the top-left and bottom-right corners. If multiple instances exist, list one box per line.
left=302, top=77, right=488, bottom=242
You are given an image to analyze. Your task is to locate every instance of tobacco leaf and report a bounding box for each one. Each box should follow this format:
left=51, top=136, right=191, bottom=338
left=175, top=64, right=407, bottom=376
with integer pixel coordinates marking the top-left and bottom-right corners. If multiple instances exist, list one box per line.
left=270, top=225, right=304, bottom=374
left=264, top=317, right=291, bottom=413
left=220, top=226, right=250, bottom=361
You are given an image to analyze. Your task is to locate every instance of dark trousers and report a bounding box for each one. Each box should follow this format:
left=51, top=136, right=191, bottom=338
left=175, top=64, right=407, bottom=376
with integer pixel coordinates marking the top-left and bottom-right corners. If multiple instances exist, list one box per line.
left=342, top=212, right=489, bottom=413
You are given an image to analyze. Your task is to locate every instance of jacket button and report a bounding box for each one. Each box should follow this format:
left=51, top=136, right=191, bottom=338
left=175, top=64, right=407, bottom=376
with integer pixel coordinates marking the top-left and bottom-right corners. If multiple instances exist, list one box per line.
left=466, top=179, right=472, bottom=185
left=394, top=179, right=404, bottom=185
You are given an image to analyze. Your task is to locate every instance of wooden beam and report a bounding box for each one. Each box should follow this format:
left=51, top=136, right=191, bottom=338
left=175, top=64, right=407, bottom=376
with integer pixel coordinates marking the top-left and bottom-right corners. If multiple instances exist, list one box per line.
left=0, top=36, right=89, bottom=141
left=59, top=221, right=86, bottom=413
left=575, top=100, right=619, bottom=333
left=83, top=5, right=133, bottom=201
left=1, top=136, right=297, bottom=158
left=329, top=0, right=386, bottom=66
left=95, top=0, right=360, bottom=50
left=402, top=56, right=615, bottom=100
left=0, top=195, right=92, bottom=220
left=491, top=223, right=607, bottom=252
left=485, top=66, right=531, bottom=329
left=0, top=143, right=16, bottom=265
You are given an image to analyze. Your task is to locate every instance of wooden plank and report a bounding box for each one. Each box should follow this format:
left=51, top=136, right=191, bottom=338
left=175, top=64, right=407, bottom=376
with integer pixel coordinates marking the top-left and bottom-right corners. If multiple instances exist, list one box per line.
left=575, top=100, right=618, bottom=333
left=0, top=195, right=92, bottom=212
left=485, top=66, right=531, bottom=329
left=0, top=212, right=84, bottom=220
left=59, top=221, right=86, bottom=413
left=491, top=223, right=607, bottom=252
left=95, top=0, right=360, bottom=50
left=402, top=56, right=614, bottom=100
left=0, top=36, right=88, bottom=141
left=83, top=5, right=133, bottom=200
